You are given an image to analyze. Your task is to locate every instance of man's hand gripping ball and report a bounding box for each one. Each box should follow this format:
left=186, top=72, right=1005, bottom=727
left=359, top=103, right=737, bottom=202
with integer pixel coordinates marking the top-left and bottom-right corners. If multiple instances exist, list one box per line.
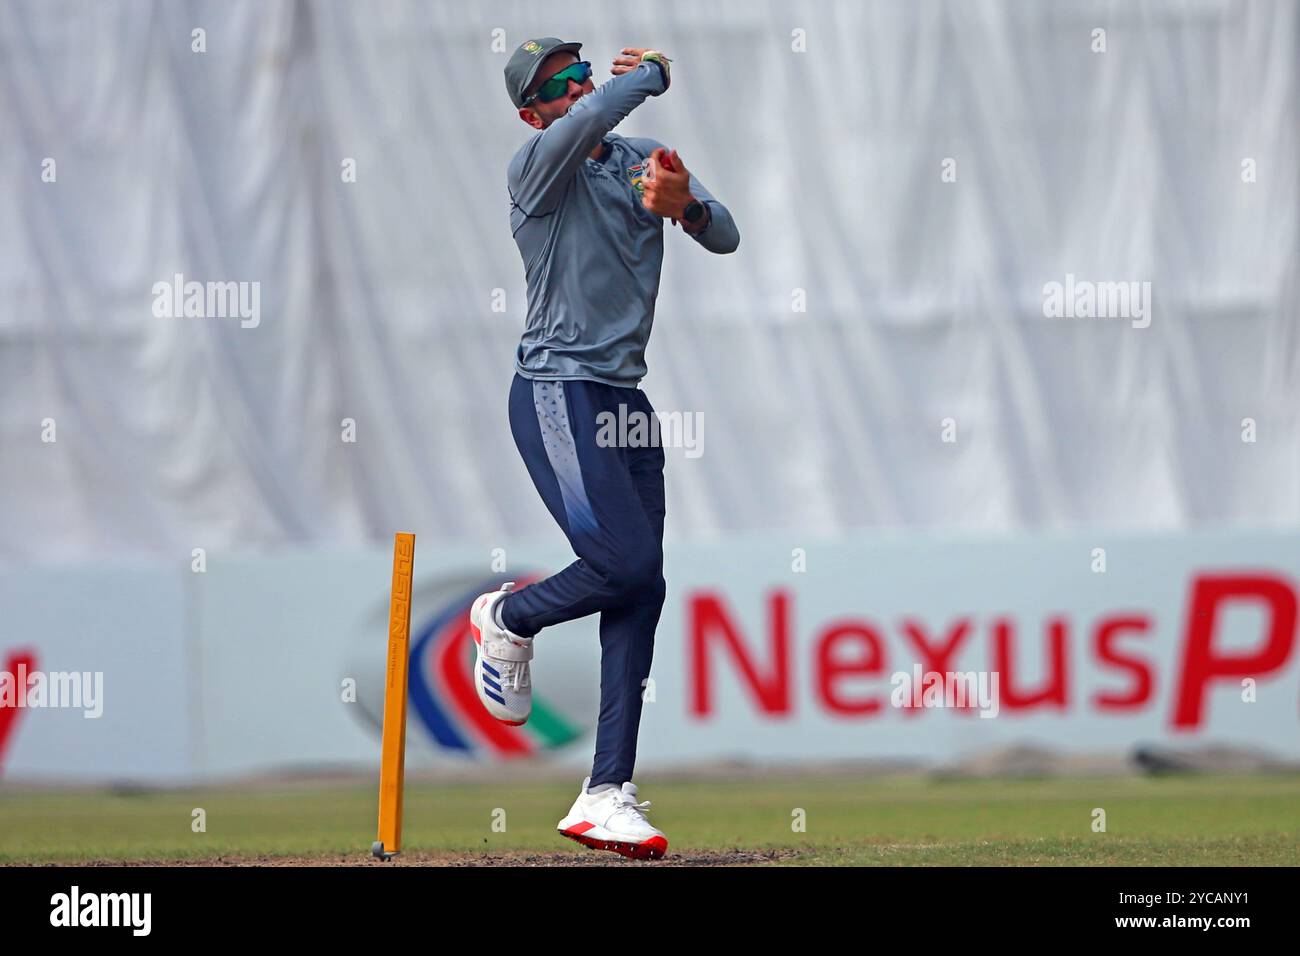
left=642, top=148, right=693, bottom=223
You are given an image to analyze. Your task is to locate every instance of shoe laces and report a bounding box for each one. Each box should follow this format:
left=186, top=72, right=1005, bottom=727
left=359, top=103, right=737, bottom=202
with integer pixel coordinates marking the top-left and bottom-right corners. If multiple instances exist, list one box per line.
left=497, top=660, right=530, bottom=691
left=609, top=790, right=652, bottom=826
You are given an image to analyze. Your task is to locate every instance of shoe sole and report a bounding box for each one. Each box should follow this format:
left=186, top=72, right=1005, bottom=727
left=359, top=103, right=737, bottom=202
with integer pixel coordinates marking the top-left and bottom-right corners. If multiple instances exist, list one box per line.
left=559, top=827, right=668, bottom=861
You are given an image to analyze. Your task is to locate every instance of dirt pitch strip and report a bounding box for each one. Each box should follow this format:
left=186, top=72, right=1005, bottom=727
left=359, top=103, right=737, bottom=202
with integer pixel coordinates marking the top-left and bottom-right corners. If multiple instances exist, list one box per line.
left=39, top=848, right=798, bottom=867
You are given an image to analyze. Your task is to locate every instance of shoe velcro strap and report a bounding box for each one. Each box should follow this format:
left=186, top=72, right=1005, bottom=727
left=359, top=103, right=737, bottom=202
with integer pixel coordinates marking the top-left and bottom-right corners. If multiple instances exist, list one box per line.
left=484, top=635, right=533, bottom=662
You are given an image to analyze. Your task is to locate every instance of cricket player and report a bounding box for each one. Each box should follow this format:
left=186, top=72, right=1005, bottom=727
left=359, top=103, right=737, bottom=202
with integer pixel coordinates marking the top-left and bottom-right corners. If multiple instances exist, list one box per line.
left=468, top=37, right=738, bottom=860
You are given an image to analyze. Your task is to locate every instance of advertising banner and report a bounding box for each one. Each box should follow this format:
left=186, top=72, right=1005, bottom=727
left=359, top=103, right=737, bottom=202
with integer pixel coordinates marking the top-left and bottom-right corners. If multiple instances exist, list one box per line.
left=2, top=530, right=1297, bottom=783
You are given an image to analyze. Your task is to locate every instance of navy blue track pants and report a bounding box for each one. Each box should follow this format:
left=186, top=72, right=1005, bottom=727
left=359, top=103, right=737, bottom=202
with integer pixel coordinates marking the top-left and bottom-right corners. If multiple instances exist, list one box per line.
left=499, top=373, right=666, bottom=789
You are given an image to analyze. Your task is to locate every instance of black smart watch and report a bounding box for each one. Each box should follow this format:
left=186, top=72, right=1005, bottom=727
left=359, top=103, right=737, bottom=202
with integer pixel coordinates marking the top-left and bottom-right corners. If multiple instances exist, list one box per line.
left=682, top=200, right=706, bottom=224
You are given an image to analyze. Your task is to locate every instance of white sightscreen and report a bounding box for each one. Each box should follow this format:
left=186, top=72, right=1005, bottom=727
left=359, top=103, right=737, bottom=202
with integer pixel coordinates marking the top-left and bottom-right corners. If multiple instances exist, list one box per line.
left=0, top=0, right=1295, bottom=563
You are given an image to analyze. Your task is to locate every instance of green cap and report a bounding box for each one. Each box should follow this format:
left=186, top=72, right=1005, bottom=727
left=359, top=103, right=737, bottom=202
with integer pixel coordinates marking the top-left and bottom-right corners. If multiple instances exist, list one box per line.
left=504, top=37, right=583, bottom=109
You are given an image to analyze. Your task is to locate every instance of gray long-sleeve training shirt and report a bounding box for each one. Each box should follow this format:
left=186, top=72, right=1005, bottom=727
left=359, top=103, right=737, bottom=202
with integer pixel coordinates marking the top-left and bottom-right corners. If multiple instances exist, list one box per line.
left=507, top=61, right=739, bottom=387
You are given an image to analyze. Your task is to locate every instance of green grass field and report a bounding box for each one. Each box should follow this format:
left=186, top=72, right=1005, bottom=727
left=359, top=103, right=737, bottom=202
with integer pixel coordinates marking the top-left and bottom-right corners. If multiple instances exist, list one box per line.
left=3, top=773, right=1298, bottom=866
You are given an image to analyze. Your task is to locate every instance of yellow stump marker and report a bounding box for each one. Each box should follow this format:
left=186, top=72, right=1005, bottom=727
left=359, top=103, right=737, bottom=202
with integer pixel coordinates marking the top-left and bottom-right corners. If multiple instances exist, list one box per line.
left=372, top=532, right=415, bottom=861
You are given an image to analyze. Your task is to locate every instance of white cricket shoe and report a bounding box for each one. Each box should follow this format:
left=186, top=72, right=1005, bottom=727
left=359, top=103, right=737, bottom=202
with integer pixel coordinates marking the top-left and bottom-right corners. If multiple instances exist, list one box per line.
left=468, top=582, right=534, bottom=725
left=557, top=777, right=668, bottom=860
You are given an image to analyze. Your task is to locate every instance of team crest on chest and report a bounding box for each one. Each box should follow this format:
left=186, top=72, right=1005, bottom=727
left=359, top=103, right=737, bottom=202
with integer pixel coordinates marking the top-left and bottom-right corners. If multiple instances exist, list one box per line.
left=626, top=161, right=650, bottom=195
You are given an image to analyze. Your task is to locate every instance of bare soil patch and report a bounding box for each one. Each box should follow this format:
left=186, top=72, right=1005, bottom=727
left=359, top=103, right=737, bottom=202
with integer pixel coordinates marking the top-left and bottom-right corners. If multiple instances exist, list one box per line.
left=50, top=847, right=798, bottom=867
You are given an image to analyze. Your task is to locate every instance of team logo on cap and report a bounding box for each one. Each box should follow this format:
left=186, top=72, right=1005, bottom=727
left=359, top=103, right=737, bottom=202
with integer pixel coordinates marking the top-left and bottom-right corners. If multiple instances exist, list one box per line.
left=522, top=40, right=541, bottom=54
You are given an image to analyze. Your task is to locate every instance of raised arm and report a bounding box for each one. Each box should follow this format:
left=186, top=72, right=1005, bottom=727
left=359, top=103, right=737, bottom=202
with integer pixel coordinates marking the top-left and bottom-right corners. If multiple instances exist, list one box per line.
left=680, top=168, right=740, bottom=255
left=509, top=61, right=669, bottom=218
